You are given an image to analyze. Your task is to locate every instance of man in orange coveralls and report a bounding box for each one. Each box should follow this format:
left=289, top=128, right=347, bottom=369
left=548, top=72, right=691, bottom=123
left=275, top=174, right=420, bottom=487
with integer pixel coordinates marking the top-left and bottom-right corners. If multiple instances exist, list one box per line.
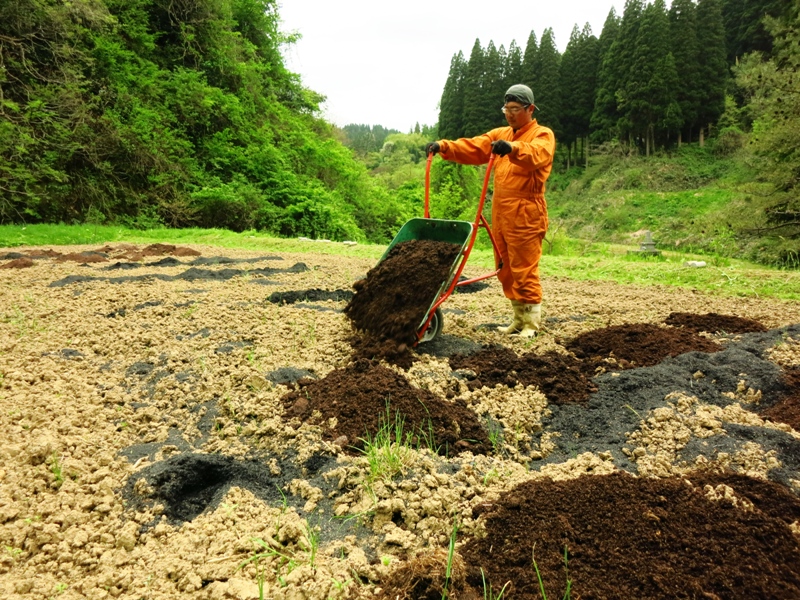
left=426, top=84, right=555, bottom=337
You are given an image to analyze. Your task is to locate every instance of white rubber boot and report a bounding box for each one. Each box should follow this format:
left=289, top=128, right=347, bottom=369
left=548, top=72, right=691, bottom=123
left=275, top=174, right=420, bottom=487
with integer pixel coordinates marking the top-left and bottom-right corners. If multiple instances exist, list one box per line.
left=518, top=303, right=541, bottom=338
left=498, top=300, right=523, bottom=334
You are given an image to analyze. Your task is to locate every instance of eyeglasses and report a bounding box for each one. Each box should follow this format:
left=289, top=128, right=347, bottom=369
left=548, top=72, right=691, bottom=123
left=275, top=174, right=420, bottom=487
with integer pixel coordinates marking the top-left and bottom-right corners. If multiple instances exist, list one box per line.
left=501, top=105, right=529, bottom=115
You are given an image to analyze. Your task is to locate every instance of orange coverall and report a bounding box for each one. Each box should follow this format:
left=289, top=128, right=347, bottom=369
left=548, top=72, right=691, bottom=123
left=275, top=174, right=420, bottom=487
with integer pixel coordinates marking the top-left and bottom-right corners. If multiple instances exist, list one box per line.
left=438, top=120, right=555, bottom=304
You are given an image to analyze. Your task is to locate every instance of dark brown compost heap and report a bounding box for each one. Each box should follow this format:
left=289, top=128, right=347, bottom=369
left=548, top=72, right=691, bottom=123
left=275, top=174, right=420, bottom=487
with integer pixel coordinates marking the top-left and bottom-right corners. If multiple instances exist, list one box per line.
left=375, top=549, right=474, bottom=600
left=281, top=359, right=489, bottom=456
left=761, top=366, right=800, bottom=430
left=449, top=346, right=597, bottom=404
left=344, top=240, right=461, bottom=348
left=565, top=322, right=721, bottom=369
left=458, top=471, right=800, bottom=600
left=665, top=312, right=768, bottom=334
left=0, top=257, right=34, bottom=269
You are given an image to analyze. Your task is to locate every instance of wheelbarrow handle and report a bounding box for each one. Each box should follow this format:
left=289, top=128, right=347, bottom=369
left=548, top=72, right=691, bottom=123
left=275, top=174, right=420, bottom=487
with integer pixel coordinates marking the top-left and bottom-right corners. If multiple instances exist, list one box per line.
left=424, top=152, right=497, bottom=223
left=424, top=153, right=432, bottom=219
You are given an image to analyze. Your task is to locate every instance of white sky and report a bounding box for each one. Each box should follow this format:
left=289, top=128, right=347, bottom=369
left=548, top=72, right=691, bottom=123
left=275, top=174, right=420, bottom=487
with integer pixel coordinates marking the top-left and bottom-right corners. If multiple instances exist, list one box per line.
left=278, top=1, right=627, bottom=132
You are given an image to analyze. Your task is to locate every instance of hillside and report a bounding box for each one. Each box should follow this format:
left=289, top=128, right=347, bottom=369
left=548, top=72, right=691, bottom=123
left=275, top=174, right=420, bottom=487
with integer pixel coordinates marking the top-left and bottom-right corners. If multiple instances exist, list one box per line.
left=546, top=144, right=749, bottom=257
left=0, top=0, right=407, bottom=242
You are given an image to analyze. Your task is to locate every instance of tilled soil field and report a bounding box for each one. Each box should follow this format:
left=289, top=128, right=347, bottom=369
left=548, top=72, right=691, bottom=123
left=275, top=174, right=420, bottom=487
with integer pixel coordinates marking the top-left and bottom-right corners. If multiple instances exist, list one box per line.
left=1, top=242, right=799, bottom=600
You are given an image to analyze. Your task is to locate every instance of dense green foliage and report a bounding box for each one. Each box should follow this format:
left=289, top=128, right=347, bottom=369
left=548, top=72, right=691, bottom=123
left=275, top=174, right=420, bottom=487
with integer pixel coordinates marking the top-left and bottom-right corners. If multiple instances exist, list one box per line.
left=0, top=0, right=409, bottom=241
left=427, top=0, right=798, bottom=268
left=2, top=0, right=798, bottom=269
left=340, top=124, right=400, bottom=156
left=722, top=0, right=794, bottom=61
left=435, top=0, right=793, bottom=154
left=730, top=5, right=800, bottom=266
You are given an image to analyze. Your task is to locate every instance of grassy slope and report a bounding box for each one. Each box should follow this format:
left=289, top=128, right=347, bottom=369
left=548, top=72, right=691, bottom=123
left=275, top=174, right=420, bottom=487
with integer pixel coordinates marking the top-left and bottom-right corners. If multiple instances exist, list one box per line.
left=1, top=223, right=797, bottom=301
left=546, top=144, right=753, bottom=258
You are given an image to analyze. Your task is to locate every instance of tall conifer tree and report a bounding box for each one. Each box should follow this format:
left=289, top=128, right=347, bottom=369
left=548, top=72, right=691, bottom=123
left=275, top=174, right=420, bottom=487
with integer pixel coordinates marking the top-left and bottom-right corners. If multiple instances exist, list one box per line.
left=607, top=0, right=645, bottom=145
left=462, top=39, right=487, bottom=136
left=590, top=8, right=622, bottom=141
left=521, top=31, right=539, bottom=91
left=531, top=28, right=562, bottom=135
left=483, top=41, right=506, bottom=131
left=505, top=40, right=523, bottom=89
left=437, top=51, right=467, bottom=139
left=669, top=0, right=701, bottom=143
left=624, top=0, right=680, bottom=153
left=696, top=0, right=728, bottom=142
left=560, top=26, right=583, bottom=151
left=573, top=24, right=599, bottom=161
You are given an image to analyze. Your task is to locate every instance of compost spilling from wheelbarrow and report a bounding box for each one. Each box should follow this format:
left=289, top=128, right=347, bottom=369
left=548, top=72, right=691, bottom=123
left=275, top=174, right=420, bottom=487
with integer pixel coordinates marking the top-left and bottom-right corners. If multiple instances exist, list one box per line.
left=344, top=239, right=461, bottom=363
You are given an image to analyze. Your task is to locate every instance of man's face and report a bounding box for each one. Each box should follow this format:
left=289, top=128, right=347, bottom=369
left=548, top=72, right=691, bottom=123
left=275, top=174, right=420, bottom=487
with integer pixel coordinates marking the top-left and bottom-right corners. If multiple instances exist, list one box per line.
left=503, top=101, right=533, bottom=128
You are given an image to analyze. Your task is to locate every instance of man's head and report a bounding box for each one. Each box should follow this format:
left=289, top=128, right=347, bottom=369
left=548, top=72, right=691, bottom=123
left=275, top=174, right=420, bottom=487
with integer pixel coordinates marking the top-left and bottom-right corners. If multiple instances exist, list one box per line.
left=502, top=84, right=536, bottom=128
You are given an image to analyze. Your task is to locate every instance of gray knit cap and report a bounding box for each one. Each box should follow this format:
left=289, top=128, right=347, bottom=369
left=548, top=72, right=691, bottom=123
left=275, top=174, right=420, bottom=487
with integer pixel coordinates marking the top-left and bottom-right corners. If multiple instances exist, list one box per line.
left=504, top=84, right=537, bottom=109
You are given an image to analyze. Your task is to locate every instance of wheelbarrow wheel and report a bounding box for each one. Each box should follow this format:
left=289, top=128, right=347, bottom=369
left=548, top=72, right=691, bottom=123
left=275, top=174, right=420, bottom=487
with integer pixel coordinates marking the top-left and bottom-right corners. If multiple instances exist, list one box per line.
left=419, top=308, right=444, bottom=344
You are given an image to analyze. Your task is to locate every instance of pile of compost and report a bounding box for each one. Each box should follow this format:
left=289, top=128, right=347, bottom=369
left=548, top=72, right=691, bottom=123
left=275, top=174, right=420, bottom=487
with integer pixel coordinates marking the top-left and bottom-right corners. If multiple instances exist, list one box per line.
left=344, top=240, right=461, bottom=356
left=281, top=358, right=490, bottom=456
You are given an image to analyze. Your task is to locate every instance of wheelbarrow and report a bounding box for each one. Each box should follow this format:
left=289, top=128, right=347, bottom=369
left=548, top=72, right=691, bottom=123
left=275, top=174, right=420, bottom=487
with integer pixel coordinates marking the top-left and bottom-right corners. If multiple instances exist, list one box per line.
left=378, top=153, right=503, bottom=344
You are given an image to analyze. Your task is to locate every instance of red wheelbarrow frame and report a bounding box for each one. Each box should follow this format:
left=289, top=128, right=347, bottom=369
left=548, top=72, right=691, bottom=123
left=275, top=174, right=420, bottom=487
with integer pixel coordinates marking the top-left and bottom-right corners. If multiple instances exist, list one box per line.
left=415, top=153, right=503, bottom=343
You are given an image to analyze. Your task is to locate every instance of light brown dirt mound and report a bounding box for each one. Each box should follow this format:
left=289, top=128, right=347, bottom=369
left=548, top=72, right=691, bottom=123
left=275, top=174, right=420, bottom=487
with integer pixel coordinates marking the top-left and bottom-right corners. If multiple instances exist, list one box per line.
left=54, top=251, right=108, bottom=263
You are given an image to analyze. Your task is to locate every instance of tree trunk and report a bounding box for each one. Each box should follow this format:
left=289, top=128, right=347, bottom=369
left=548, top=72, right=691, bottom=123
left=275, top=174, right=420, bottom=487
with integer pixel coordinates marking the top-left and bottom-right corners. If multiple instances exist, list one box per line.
left=678, top=130, right=682, bottom=147
left=699, top=126, right=705, bottom=147
left=585, top=135, right=589, bottom=169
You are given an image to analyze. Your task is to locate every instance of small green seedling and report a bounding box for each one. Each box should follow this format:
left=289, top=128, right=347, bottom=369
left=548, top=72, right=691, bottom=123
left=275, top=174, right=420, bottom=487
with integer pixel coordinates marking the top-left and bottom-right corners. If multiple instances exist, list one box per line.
left=302, top=521, right=320, bottom=570
left=49, top=453, right=64, bottom=487
left=482, top=468, right=500, bottom=486
left=481, top=568, right=510, bottom=600
left=531, top=543, right=572, bottom=600
left=331, top=576, right=353, bottom=592
left=441, top=517, right=460, bottom=600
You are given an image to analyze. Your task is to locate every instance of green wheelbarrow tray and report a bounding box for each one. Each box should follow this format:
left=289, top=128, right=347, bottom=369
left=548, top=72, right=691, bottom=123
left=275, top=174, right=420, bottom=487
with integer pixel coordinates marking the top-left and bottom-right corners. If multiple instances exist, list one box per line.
left=379, top=217, right=473, bottom=343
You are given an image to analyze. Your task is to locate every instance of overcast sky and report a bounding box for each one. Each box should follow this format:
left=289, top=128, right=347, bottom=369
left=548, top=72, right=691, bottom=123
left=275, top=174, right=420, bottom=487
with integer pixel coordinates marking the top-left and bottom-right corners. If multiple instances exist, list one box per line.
left=278, top=0, right=628, bottom=132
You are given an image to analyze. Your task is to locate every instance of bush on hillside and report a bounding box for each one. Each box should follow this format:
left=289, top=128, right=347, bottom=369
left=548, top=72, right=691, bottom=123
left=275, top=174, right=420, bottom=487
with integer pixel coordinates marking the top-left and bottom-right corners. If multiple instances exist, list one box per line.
left=0, top=0, right=405, bottom=242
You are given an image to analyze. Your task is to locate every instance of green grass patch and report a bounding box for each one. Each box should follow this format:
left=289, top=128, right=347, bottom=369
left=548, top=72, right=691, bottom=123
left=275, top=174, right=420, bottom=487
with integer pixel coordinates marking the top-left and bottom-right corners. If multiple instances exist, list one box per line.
left=550, top=187, right=734, bottom=239
left=0, top=224, right=385, bottom=261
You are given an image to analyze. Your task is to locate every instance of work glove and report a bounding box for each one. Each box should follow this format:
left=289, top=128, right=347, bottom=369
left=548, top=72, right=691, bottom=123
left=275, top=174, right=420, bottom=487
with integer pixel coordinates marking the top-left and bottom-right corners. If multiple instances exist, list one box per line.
left=425, top=142, right=440, bottom=156
left=491, top=140, right=513, bottom=156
